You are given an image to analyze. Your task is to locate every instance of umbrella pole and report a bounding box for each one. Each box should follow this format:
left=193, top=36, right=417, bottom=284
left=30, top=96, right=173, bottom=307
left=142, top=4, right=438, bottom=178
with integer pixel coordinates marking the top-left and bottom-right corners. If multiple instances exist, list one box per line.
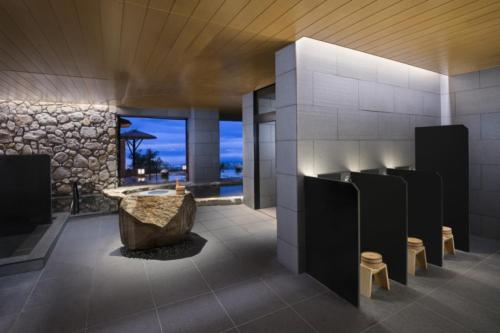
left=132, top=139, right=136, bottom=170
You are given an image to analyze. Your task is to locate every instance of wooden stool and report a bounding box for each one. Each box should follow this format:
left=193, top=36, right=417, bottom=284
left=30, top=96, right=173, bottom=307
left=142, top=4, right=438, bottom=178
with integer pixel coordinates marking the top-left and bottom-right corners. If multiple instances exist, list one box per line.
left=360, top=252, right=390, bottom=298
left=442, top=226, right=456, bottom=255
left=407, top=237, right=428, bottom=275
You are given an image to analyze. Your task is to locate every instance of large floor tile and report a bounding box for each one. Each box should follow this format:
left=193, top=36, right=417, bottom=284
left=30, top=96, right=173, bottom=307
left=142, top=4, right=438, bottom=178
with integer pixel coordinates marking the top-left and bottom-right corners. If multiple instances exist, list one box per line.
left=209, top=225, right=251, bottom=241
left=417, top=287, right=500, bottom=333
left=239, top=220, right=277, bottom=235
left=95, top=238, right=143, bottom=267
left=215, top=278, right=286, bottom=325
left=147, top=261, right=210, bottom=306
left=442, top=250, right=483, bottom=274
left=464, top=261, right=500, bottom=289
left=228, top=214, right=273, bottom=225
left=191, top=221, right=208, bottom=233
left=483, top=252, right=500, bottom=267
left=360, top=281, right=421, bottom=322
left=442, top=273, right=500, bottom=312
left=363, top=323, right=396, bottom=333
left=25, top=269, right=92, bottom=308
left=293, top=292, right=375, bottom=332
left=238, top=308, right=314, bottom=333
left=223, top=236, right=275, bottom=261
left=87, top=261, right=154, bottom=326
left=0, top=271, right=40, bottom=291
left=195, top=211, right=226, bottom=223
left=87, top=310, right=162, bottom=333
left=196, top=256, right=281, bottom=290
left=199, top=218, right=235, bottom=231
left=157, top=293, right=234, bottom=333
left=407, top=264, right=456, bottom=294
left=40, top=259, right=95, bottom=281
left=262, top=272, right=326, bottom=305
left=0, top=314, right=17, bottom=333
left=11, top=297, right=88, bottom=333
left=381, top=303, right=470, bottom=333
left=60, top=219, right=100, bottom=241
left=0, top=286, right=31, bottom=317
left=189, top=238, right=235, bottom=265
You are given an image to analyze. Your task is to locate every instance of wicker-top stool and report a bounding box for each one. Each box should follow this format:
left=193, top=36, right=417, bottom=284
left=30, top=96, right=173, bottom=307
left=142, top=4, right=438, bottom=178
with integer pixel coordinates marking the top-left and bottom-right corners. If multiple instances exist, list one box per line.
left=407, top=237, right=428, bottom=275
left=443, top=226, right=456, bottom=255
left=360, top=251, right=390, bottom=298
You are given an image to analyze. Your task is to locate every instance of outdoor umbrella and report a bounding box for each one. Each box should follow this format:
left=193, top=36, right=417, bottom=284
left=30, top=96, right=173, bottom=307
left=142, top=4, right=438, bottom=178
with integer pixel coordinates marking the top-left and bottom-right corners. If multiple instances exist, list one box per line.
left=120, top=129, right=157, bottom=170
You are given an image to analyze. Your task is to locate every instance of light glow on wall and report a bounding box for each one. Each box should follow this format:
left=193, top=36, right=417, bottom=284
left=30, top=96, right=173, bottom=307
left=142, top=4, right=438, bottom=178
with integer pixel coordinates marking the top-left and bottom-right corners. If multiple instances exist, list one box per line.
left=296, top=37, right=448, bottom=86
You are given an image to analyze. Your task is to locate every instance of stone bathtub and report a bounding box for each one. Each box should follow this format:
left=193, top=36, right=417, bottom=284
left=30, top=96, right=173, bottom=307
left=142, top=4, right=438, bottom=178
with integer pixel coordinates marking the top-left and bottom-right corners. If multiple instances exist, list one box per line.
left=103, top=187, right=196, bottom=250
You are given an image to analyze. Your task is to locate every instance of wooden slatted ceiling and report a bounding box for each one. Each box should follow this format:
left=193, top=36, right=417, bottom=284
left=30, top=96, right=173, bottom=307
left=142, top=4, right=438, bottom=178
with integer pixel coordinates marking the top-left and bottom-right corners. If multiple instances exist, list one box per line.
left=0, top=0, right=499, bottom=113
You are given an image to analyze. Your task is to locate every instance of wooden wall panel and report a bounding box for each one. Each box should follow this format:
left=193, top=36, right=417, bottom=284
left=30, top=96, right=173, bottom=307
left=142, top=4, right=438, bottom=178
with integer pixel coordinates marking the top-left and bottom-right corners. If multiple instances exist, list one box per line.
left=0, top=0, right=499, bottom=112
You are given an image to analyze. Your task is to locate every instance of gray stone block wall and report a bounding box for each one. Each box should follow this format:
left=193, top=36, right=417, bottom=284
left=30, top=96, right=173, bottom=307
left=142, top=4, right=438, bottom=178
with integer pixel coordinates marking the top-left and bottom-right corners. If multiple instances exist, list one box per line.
left=273, top=38, right=444, bottom=272
left=0, top=100, right=117, bottom=196
left=242, top=93, right=255, bottom=208
left=450, top=67, right=500, bottom=239
left=188, top=109, right=220, bottom=184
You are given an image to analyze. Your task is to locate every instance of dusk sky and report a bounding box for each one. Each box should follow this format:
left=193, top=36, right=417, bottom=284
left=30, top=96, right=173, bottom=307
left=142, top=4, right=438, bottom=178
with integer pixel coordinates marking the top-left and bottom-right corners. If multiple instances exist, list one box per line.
left=121, top=117, right=242, bottom=168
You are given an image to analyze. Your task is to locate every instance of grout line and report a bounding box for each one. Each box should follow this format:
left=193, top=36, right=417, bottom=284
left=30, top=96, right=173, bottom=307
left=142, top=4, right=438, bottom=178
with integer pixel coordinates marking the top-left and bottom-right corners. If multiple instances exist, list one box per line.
left=85, top=307, right=158, bottom=332
left=10, top=267, right=44, bottom=331
left=154, top=290, right=213, bottom=310
left=83, top=217, right=104, bottom=333
left=416, top=302, right=474, bottom=333
left=230, top=304, right=291, bottom=330
left=360, top=248, right=500, bottom=332
left=191, top=259, right=241, bottom=333
left=143, top=261, right=164, bottom=333
left=227, top=289, right=326, bottom=331
left=260, top=277, right=320, bottom=333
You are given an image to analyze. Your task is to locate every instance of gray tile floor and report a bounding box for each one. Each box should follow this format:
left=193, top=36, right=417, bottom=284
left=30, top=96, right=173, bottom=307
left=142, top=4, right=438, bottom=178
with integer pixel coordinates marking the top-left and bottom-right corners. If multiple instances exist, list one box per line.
left=1, top=204, right=500, bottom=333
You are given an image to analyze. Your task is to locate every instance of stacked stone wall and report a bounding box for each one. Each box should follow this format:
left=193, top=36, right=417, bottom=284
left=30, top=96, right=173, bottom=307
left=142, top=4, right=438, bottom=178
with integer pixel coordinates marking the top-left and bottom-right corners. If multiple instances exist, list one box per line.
left=0, top=100, right=117, bottom=195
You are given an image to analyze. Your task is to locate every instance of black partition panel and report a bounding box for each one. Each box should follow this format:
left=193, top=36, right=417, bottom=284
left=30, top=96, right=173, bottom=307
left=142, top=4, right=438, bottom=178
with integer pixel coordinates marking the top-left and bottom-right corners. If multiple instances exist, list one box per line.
left=0, top=155, right=52, bottom=236
left=415, top=125, right=469, bottom=251
left=350, top=172, right=408, bottom=285
left=304, top=176, right=360, bottom=307
left=387, top=169, right=443, bottom=266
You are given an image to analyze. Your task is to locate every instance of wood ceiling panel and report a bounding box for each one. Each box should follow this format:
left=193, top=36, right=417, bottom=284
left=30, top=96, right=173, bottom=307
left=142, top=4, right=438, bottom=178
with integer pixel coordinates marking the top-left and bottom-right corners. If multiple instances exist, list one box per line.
left=49, top=0, right=95, bottom=78
left=0, top=0, right=68, bottom=76
left=349, top=0, right=489, bottom=52
left=362, top=1, right=500, bottom=55
left=119, top=1, right=149, bottom=73
left=143, top=13, right=190, bottom=78
left=100, top=0, right=124, bottom=74
left=23, top=0, right=82, bottom=77
left=1, top=0, right=500, bottom=111
left=208, top=0, right=250, bottom=26
left=0, top=8, right=55, bottom=75
left=390, top=11, right=500, bottom=64
left=129, top=7, right=171, bottom=78
left=0, top=30, right=40, bottom=73
left=333, top=0, right=452, bottom=46
left=315, top=0, right=428, bottom=42
left=75, top=0, right=107, bottom=77
left=213, top=0, right=302, bottom=55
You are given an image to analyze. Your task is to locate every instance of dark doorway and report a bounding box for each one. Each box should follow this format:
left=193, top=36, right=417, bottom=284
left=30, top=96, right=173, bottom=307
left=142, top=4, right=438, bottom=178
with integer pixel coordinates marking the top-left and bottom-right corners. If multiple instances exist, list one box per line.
left=253, top=85, right=276, bottom=209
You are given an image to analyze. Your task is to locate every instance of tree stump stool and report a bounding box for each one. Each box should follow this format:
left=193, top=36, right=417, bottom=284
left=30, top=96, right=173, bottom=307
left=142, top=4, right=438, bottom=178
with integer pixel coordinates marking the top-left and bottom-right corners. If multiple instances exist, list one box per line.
left=407, top=237, right=427, bottom=275
left=442, top=226, right=456, bottom=255
left=360, top=251, right=390, bottom=298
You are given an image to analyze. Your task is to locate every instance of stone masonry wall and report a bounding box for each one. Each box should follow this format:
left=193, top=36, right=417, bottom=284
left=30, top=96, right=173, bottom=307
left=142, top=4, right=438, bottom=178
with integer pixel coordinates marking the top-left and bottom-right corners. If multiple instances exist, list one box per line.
left=0, top=100, right=117, bottom=196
